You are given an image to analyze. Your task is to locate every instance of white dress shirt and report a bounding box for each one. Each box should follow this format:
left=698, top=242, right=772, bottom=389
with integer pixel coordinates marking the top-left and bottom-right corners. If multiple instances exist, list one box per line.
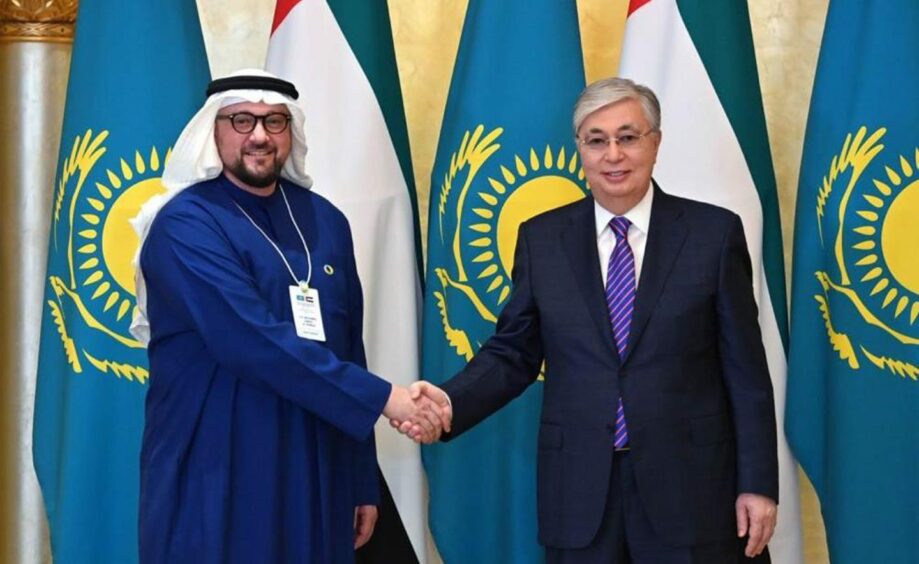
left=594, top=185, right=654, bottom=288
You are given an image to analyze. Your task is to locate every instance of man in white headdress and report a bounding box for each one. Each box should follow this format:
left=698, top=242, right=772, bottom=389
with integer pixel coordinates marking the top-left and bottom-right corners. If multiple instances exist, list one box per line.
left=133, top=69, right=446, bottom=564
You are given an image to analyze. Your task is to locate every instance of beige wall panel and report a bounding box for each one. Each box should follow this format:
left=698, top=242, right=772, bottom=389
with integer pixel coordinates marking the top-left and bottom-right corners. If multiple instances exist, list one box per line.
left=197, top=0, right=273, bottom=78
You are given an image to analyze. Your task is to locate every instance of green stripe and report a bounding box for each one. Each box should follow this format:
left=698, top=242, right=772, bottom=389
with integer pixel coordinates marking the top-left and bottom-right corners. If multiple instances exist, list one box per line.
left=326, top=0, right=424, bottom=282
left=676, top=0, right=788, bottom=349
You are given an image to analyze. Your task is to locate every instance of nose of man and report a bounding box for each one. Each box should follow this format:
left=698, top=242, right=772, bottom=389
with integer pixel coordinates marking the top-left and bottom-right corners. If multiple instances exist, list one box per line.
left=602, top=141, right=625, bottom=162
left=244, top=128, right=276, bottom=153
left=247, top=120, right=271, bottom=143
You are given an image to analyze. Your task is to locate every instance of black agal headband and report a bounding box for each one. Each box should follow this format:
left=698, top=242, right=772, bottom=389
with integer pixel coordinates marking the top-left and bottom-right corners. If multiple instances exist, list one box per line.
left=205, top=75, right=299, bottom=100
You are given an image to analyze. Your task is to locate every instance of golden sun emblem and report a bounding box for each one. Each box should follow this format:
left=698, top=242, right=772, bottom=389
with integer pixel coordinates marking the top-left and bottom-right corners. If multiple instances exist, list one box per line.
left=75, top=148, right=168, bottom=321
left=432, top=124, right=588, bottom=364
left=812, top=126, right=919, bottom=380
left=47, top=128, right=170, bottom=383
left=848, top=151, right=919, bottom=324
left=466, top=145, right=586, bottom=306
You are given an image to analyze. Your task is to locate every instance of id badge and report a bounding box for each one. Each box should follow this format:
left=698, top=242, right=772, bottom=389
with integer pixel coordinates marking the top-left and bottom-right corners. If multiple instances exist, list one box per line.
left=289, top=285, right=327, bottom=342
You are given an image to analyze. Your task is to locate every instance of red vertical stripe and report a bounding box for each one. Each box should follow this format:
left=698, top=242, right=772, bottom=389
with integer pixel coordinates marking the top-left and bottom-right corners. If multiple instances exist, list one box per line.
left=271, top=0, right=300, bottom=34
left=628, top=0, right=653, bottom=16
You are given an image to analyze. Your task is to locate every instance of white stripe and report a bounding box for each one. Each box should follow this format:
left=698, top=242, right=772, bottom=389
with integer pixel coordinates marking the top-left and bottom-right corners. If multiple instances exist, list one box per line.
left=621, top=2, right=804, bottom=562
left=267, top=1, right=429, bottom=560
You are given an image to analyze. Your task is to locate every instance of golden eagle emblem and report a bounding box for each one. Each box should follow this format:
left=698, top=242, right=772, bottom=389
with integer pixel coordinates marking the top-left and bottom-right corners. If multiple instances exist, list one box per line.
left=47, top=129, right=171, bottom=384
left=812, top=126, right=919, bottom=380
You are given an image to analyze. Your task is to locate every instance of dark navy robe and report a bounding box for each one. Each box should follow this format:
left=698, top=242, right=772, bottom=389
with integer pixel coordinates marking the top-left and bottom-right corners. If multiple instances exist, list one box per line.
left=138, top=175, right=391, bottom=564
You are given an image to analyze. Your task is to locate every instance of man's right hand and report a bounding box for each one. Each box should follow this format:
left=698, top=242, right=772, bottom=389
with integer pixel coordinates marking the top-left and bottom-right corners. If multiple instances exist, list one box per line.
left=382, top=384, right=451, bottom=443
left=385, top=381, right=452, bottom=444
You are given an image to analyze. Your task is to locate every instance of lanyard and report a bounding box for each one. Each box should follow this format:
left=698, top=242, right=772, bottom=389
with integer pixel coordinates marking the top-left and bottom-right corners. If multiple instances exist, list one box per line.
left=233, top=183, right=313, bottom=290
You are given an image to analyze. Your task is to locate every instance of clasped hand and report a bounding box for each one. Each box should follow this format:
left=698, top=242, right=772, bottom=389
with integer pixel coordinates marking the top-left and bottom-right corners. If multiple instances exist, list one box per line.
left=382, top=382, right=452, bottom=444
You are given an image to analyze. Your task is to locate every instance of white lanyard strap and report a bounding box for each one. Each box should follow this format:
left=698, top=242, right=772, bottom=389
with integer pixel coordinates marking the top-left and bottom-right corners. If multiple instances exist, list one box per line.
left=232, top=183, right=313, bottom=289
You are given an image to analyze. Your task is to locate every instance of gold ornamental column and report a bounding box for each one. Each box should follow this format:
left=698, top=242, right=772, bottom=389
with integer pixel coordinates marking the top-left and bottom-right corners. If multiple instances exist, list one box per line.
left=0, top=2, right=77, bottom=563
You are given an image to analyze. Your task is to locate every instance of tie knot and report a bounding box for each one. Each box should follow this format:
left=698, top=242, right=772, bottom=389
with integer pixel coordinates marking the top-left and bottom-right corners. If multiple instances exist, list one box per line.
left=610, top=216, right=631, bottom=239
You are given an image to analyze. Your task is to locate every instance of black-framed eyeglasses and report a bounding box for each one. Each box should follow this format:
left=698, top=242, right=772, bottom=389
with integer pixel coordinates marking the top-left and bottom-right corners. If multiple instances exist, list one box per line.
left=216, top=112, right=292, bottom=134
left=578, top=129, right=658, bottom=152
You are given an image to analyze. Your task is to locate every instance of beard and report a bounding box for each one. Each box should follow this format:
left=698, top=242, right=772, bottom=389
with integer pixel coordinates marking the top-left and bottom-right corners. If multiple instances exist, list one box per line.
left=226, top=150, right=284, bottom=188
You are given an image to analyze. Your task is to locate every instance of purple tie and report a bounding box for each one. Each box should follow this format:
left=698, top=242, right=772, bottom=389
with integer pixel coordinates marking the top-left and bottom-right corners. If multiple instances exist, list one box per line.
left=606, top=216, right=635, bottom=449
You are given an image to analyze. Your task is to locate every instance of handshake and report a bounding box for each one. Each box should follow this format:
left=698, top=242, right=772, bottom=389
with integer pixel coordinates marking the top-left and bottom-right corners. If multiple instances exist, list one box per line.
left=382, top=382, right=453, bottom=444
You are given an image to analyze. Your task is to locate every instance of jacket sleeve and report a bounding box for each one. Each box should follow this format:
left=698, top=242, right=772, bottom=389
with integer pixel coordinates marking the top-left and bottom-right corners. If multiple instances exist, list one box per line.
left=716, top=213, right=779, bottom=501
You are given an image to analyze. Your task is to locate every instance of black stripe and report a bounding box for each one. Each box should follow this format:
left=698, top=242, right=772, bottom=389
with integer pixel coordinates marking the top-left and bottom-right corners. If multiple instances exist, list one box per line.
left=205, top=75, right=299, bottom=100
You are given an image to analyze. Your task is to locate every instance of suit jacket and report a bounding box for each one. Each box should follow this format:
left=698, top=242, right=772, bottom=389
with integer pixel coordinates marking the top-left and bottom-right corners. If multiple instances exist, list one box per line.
left=441, top=184, right=778, bottom=550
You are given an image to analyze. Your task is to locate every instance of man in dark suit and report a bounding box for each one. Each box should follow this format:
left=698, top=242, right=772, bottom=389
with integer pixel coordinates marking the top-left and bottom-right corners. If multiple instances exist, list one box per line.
left=403, top=77, right=778, bottom=563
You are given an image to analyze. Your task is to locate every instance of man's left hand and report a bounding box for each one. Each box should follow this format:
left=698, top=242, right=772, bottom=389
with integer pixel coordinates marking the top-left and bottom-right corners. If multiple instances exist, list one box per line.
left=354, top=505, right=378, bottom=549
left=735, top=493, right=777, bottom=558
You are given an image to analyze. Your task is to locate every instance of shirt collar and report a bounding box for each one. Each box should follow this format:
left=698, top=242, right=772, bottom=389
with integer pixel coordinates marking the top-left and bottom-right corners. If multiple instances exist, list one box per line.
left=594, top=182, right=655, bottom=239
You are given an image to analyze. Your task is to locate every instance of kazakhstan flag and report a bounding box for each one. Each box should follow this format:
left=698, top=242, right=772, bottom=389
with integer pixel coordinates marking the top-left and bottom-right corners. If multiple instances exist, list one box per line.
left=421, top=1, right=586, bottom=562
left=785, top=2, right=919, bottom=563
left=32, top=2, right=209, bottom=562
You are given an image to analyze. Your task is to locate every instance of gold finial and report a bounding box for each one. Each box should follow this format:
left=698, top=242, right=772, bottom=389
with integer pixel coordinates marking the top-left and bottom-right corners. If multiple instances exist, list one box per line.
left=0, top=0, right=78, bottom=43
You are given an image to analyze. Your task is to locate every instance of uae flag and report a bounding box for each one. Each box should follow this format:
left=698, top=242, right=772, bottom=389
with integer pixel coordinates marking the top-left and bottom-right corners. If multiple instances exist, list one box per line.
left=267, top=1, right=424, bottom=562
left=619, top=1, right=804, bottom=562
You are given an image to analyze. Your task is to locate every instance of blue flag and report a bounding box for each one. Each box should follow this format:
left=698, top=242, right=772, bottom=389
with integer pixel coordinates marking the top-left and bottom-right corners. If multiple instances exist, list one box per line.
left=421, top=2, right=586, bottom=561
left=785, top=3, right=919, bottom=563
left=32, top=3, right=209, bottom=562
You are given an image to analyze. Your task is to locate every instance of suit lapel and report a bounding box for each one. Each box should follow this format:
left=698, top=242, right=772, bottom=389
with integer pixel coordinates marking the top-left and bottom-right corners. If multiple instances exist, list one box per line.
left=561, top=198, right=620, bottom=363
left=624, top=184, right=687, bottom=362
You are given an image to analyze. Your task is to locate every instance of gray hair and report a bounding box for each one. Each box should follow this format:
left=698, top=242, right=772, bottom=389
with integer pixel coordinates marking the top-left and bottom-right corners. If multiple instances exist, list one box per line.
left=572, top=77, right=661, bottom=134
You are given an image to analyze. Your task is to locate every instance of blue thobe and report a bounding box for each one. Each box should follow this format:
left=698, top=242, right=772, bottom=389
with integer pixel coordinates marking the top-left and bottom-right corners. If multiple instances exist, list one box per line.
left=138, top=175, right=392, bottom=564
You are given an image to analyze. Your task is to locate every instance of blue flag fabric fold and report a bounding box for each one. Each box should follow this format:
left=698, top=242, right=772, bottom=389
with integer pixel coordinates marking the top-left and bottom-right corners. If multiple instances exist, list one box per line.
left=421, top=2, right=586, bottom=562
left=32, top=3, right=209, bottom=562
left=786, top=3, right=919, bottom=563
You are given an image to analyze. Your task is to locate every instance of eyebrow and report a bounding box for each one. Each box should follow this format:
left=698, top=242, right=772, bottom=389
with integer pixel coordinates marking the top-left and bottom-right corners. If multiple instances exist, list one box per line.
left=217, top=111, right=291, bottom=116
left=584, top=124, right=642, bottom=135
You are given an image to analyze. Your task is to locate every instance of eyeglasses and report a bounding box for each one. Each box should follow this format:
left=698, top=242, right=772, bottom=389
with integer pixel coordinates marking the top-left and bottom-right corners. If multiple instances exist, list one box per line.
left=578, top=129, right=657, bottom=152
left=216, top=112, right=292, bottom=134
